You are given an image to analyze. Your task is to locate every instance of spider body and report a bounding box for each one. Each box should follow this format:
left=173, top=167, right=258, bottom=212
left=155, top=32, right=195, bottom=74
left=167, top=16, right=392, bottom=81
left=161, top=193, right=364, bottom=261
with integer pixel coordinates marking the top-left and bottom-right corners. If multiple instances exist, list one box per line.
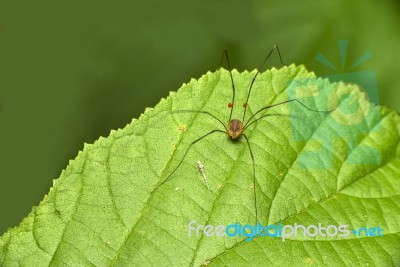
left=228, top=119, right=243, bottom=139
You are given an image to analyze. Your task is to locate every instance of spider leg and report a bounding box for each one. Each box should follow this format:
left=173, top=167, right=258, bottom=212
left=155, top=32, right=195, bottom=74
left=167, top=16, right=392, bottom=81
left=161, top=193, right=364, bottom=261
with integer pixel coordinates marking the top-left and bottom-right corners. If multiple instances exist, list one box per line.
left=242, top=134, right=258, bottom=224
left=172, top=110, right=227, bottom=132
left=242, top=45, right=286, bottom=122
left=153, top=129, right=226, bottom=192
left=243, top=113, right=302, bottom=132
left=219, top=49, right=236, bottom=122
left=244, top=98, right=332, bottom=129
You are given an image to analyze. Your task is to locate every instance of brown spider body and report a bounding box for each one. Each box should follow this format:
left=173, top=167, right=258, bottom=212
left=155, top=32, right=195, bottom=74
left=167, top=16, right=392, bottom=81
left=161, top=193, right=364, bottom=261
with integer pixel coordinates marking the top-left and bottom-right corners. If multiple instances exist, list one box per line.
left=228, top=119, right=243, bottom=139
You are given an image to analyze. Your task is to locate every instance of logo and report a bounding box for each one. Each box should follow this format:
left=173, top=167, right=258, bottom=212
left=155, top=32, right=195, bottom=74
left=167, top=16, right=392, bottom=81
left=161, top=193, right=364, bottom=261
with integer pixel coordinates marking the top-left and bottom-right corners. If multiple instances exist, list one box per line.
left=287, top=40, right=381, bottom=169
left=187, top=220, right=383, bottom=242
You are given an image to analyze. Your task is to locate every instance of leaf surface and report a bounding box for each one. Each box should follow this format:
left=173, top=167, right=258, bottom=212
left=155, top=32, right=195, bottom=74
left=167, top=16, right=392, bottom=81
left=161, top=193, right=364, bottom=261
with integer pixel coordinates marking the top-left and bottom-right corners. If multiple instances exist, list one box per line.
left=1, top=65, right=399, bottom=266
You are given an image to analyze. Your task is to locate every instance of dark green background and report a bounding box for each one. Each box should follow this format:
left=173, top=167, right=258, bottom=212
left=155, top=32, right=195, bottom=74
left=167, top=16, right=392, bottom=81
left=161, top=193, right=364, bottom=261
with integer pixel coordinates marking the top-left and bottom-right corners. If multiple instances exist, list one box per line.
left=1, top=0, right=399, bottom=234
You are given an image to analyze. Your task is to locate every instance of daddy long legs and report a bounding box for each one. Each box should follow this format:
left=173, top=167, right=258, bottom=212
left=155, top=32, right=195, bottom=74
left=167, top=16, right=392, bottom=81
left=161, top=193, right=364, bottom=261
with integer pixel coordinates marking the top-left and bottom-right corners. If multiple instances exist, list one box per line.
left=154, top=45, right=331, bottom=223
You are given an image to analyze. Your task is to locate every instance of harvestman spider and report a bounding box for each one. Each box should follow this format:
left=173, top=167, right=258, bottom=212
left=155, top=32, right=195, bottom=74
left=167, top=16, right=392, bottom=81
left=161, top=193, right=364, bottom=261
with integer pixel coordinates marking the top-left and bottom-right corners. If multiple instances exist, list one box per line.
left=155, top=45, right=330, bottom=222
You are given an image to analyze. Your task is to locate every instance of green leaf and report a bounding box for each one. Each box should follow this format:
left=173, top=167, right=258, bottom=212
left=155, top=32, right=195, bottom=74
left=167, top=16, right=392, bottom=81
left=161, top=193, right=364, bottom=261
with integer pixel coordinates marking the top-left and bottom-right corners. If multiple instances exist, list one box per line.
left=1, top=65, right=399, bottom=266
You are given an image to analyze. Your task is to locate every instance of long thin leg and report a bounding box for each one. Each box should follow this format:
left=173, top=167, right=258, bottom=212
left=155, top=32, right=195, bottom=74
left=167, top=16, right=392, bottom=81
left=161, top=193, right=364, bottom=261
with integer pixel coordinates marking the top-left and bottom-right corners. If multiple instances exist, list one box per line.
left=244, top=98, right=332, bottom=129
left=220, top=49, right=236, bottom=122
left=172, top=110, right=227, bottom=132
left=242, top=45, right=286, bottom=123
left=243, top=113, right=298, bottom=132
left=242, top=134, right=258, bottom=224
left=153, top=129, right=226, bottom=192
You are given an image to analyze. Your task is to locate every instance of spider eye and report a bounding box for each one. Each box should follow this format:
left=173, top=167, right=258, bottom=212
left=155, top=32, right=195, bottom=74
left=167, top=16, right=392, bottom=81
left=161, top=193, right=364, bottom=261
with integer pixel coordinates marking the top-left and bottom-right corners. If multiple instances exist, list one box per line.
left=242, top=102, right=247, bottom=108
left=228, top=103, right=233, bottom=108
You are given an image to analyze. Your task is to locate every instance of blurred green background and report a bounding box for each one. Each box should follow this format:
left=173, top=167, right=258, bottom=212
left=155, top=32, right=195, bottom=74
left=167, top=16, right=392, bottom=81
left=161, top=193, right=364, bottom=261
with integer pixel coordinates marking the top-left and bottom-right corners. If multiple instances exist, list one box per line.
left=1, top=0, right=399, bottom=234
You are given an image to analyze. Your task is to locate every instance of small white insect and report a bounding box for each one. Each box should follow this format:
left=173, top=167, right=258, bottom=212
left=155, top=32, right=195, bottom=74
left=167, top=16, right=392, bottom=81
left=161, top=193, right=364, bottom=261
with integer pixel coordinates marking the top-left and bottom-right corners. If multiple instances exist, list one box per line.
left=197, top=161, right=211, bottom=196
